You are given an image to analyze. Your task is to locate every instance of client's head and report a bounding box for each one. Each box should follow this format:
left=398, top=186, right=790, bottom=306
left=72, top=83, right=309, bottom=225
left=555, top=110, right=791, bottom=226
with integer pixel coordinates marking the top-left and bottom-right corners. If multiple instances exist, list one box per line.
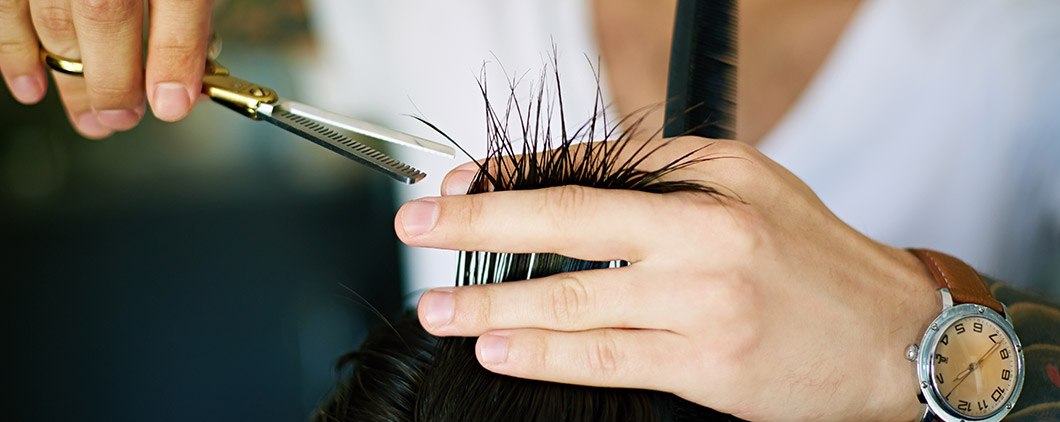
left=315, top=65, right=742, bottom=422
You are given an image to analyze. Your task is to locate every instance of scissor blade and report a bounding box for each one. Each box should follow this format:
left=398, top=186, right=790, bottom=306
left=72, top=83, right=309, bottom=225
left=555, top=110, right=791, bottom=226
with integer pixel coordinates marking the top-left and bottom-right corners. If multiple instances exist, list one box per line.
left=259, top=109, right=426, bottom=184
left=279, top=100, right=455, bottom=158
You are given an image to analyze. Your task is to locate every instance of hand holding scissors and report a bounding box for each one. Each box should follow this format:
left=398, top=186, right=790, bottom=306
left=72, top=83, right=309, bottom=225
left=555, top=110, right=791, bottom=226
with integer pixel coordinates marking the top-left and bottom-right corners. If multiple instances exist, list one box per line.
left=0, top=0, right=216, bottom=137
left=1, top=3, right=452, bottom=183
left=38, top=36, right=455, bottom=183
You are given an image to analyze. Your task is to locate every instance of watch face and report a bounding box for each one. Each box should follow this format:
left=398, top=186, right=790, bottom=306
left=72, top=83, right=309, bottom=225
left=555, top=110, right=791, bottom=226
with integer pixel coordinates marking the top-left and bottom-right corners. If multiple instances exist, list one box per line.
left=931, top=315, right=1019, bottom=419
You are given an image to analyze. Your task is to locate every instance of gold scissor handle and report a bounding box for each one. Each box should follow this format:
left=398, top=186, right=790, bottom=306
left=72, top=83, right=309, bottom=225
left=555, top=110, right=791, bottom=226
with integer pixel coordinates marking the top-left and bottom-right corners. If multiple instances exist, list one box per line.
left=201, top=63, right=278, bottom=120
left=39, top=31, right=222, bottom=76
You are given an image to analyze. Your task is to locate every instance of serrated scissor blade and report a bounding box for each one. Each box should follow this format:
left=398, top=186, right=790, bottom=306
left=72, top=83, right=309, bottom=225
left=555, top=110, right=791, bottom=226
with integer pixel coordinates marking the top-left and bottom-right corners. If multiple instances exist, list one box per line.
left=282, top=100, right=455, bottom=158
left=259, top=105, right=426, bottom=184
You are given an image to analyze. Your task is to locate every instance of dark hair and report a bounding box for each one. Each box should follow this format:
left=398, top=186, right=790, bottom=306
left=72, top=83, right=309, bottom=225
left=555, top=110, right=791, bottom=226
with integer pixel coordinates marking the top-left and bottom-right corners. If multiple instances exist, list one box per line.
left=315, top=60, right=742, bottom=422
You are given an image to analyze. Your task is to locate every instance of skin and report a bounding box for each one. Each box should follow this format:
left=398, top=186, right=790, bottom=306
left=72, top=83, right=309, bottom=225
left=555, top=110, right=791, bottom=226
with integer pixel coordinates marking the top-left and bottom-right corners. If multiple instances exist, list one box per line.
left=0, top=0, right=970, bottom=419
left=736, top=0, right=862, bottom=145
left=590, top=0, right=676, bottom=137
left=402, top=139, right=940, bottom=421
left=0, top=0, right=213, bottom=138
left=594, top=0, right=862, bottom=146
left=409, top=0, right=944, bottom=420
left=0, top=0, right=850, bottom=143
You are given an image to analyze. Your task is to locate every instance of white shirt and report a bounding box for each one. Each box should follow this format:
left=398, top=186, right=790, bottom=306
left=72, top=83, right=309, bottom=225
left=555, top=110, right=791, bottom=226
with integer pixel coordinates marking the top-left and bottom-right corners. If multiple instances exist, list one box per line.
left=304, top=0, right=605, bottom=303
left=306, top=0, right=1060, bottom=300
left=760, top=0, right=1060, bottom=295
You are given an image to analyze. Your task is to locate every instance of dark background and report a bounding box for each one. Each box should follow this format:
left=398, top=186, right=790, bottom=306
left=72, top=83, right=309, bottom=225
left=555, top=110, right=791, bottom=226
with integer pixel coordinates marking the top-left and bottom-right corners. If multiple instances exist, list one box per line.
left=1, top=4, right=405, bottom=420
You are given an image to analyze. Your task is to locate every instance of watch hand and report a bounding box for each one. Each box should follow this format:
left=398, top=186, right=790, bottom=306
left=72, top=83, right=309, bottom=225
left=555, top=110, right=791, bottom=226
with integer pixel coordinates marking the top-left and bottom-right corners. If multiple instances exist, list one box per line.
left=946, top=363, right=976, bottom=399
left=945, top=341, right=1003, bottom=399
left=975, top=341, right=1002, bottom=368
left=953, top=363, right=975, bottom=384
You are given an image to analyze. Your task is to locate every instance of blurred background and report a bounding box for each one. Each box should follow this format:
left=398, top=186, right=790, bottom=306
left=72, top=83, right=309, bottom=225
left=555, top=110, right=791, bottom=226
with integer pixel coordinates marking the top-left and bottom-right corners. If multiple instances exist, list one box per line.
left=1, top=1, right=407, bottom=421
left=0, top=1, right=609, bottom=419
left=5, top=1, right=1057, bottom=421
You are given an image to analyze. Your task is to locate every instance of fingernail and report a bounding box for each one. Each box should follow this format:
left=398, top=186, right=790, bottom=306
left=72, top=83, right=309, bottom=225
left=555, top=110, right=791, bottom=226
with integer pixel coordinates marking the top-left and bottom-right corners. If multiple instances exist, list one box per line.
left=423, top=288, right=454, bottom=328
left=76, top=112, right=111, bottom=139
left=96, top=109, right=141, bottom=131
left=152, top=82, right=191, bottom=122
left=10, top=75, right=45, bottom=104
left=400, top=199, right=439, bottom=236
left=443, top=170, right=476, bottom=195
left=479, top=334, right=509, bottom=364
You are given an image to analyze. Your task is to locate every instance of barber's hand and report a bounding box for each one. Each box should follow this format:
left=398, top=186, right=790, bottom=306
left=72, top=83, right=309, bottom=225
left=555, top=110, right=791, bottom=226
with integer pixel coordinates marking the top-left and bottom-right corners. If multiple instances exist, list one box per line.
left=396, top=137, right=941, bottom=421
left=0, top=0, right=214, bottom=138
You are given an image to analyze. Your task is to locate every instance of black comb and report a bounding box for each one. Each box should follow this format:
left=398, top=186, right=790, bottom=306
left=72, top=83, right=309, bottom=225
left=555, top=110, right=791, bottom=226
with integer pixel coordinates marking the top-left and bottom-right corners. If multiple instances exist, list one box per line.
left=663, top=0, right=738, bottom=140
left=659, top=1, right=744, bottom=420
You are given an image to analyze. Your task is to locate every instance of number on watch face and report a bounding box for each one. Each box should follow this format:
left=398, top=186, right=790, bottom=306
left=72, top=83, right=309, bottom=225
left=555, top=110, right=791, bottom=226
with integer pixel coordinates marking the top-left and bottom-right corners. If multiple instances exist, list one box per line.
left=932, top=316, right=1018, bottom=418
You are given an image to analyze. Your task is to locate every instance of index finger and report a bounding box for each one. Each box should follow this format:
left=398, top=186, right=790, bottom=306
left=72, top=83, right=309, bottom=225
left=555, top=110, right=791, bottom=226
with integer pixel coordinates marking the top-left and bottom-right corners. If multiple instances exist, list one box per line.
left=395, top=186, right=685, bottom=262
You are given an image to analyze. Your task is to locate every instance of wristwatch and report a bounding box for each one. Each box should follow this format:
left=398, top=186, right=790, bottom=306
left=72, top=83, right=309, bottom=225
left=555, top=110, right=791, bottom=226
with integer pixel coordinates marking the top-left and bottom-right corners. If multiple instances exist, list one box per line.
left=906, top=249, right=1024, bottom=422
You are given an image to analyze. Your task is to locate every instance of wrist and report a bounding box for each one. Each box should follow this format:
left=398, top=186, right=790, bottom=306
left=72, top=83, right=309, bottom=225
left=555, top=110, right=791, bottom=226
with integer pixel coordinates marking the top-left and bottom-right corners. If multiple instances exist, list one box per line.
left=872, top=247, right=941, bottom=421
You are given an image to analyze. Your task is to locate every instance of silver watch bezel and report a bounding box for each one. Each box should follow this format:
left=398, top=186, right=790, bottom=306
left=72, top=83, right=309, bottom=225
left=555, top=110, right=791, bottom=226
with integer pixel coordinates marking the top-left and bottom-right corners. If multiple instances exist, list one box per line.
left=916, top=288, right=1024, bottom=422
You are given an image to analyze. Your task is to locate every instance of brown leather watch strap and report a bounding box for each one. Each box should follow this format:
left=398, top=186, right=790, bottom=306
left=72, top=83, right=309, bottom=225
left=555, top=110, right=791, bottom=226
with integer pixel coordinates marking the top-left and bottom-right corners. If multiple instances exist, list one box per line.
left=909, top=248, right=1004, bottom=315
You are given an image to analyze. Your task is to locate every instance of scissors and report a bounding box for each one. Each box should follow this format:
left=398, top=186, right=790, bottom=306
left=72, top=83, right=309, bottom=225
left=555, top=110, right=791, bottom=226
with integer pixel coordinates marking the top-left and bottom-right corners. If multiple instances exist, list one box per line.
left=39, top=36, right=454, bottom=184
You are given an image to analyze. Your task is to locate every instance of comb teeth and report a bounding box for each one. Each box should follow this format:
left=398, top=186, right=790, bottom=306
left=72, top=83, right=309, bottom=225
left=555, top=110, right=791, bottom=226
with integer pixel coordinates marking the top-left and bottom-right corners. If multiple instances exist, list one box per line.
left=456, top=251, right=626, bottom=286
left=264, top=110, right=426, bottom=183
left=663, top=0, right=737, bottom=140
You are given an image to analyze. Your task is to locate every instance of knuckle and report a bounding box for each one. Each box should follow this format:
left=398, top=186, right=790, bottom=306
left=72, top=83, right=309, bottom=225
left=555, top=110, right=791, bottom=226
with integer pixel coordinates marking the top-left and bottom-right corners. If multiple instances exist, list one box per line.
left=462, top=194, right=485, bottom=233
left=707, top=139, right=766, bottom=186
left=722, top=322, right=761, bottom=366
left=533, top=334, right=552, bottom=374
left=542, top=185, right=592, bottom=224
left=89, top=81, right=132, bottom=97
left=0, top=39, right=34, bottom=57
left=725, top=210, right=767, bottom=258
left=87, top=80, right=139, bottom=105
left=712, top=138, right=757, bottom=158
left=585, top=331, right=623, bottom=377
left=0, top=0, right=24, bottom=17
left=151, top=42, right=201, bottom=64
left=679, top=203, right=765, bottom=265
left=74, top=0, right=137, bottom=25
left=710, top=279, right=760, bottom=321
left=546, top=276, right=592, bottom=327
left=703, top=282, right=762, bottom=358
left=34, top=5, right=77, bottom=39
left=148, top=41, right=205, bottom=81
left=692, top=201, right=766, bottom=262
left=170, top=0, right=214, bottom=11
left=471, top=287, right=495, bottom=327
